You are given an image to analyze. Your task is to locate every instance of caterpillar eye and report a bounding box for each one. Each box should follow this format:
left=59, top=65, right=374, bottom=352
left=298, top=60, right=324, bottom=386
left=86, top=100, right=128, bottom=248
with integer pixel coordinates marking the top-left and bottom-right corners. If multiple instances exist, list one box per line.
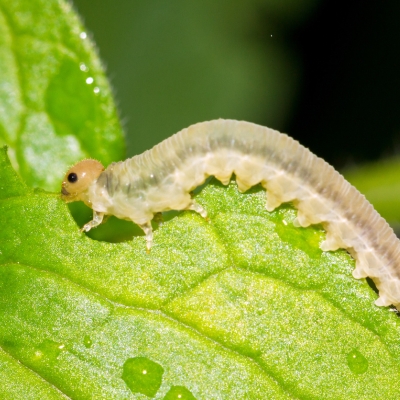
left=68, top=172, right=78, bottom=183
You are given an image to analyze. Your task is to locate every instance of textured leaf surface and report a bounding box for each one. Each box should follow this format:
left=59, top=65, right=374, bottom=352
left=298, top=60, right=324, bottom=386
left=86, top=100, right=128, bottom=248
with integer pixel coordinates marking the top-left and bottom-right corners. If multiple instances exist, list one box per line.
left=0, top=0, right=124, bottom=191
left=1, top=147, right=400, bottom=399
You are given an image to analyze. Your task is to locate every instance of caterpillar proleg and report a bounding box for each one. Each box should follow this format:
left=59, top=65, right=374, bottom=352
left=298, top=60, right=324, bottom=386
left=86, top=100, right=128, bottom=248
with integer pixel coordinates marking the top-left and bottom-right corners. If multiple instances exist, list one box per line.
left=61, top=119, right=400, bottom=310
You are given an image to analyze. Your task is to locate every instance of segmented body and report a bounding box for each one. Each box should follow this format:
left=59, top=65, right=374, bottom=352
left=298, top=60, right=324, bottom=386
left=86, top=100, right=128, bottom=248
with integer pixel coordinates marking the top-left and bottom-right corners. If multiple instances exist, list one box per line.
left=70, top=119, right=400, bottom=309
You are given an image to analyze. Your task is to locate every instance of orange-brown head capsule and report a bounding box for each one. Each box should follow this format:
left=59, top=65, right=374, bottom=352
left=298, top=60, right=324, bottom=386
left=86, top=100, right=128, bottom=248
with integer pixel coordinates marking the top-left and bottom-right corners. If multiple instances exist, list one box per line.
left=61, top=159, right=104, bottom=204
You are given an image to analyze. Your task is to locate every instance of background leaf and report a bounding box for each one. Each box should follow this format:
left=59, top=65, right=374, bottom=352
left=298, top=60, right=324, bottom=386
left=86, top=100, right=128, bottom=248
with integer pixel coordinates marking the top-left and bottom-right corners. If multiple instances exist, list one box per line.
left=0, top=0, right=124, bottom=191
left=344, top=158, right=400, bottom=228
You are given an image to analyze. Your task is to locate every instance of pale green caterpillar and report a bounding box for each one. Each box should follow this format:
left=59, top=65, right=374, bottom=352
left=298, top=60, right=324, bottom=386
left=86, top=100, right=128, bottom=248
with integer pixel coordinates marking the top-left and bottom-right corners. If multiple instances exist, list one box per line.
left=61, top=119, right=400, bottom=310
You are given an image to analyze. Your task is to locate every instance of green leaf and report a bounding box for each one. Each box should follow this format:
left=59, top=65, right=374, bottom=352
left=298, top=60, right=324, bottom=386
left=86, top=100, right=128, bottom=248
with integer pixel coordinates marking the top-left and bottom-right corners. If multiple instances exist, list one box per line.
left=0, top=0, right=124, bottom=191
left=1, top=147, right=400, bottom=399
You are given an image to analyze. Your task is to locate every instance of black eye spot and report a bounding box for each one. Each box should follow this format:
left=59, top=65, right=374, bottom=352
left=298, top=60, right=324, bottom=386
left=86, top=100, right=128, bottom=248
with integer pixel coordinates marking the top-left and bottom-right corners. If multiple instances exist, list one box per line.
left=68, top=172, right=78, bottom=183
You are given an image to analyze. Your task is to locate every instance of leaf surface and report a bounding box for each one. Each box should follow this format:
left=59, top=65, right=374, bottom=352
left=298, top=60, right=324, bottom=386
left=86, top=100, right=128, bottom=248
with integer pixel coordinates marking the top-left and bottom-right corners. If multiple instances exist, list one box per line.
left=1, top=147, right=400, bottom=399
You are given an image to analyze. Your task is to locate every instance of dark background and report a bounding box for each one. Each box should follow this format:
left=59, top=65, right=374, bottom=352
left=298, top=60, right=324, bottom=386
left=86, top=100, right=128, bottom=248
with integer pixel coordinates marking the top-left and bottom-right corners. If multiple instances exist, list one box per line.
left=72, top=0, right=400, bottom=169
left=288, top=1, right=400, bottom=167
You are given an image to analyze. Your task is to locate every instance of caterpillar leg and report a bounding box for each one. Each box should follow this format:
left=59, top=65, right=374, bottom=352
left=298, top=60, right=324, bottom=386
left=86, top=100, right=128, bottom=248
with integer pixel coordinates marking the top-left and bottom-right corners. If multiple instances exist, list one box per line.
left=185, top=200, right=209, bottom=221
left=265, top=191, right=282, bottom=212
left=81, top=211, right=105, bottom=232
left=139, top=221, right=153, bottom=253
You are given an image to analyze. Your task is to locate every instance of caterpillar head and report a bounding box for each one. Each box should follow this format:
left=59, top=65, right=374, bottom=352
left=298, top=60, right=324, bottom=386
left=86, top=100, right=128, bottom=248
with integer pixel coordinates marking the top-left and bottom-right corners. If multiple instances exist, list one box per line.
left=61, top=159, right=104, bottom=204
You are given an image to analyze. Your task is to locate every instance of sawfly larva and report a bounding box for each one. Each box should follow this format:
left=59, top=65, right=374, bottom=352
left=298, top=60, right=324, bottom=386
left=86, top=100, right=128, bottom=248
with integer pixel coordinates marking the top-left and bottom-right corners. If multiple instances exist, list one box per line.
left=61, top=119, right=400, bottom=310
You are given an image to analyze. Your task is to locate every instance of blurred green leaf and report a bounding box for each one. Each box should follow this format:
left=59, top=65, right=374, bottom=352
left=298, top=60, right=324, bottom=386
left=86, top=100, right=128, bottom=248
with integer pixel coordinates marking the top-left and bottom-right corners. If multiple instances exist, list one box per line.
left=344, top=158, right=400, bottom=225
left=0, top=0, right=125, bottom=191
left=1, top=147, right=400, bottom=399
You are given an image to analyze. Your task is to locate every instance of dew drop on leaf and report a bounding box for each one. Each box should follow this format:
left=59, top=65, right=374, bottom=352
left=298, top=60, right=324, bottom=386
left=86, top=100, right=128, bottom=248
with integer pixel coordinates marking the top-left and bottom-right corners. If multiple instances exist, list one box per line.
left=163, top=385, right=197, bottom=400
left=83, top=335, right=93, bottom=348
left=122, top=356, right=164, bottom=397
left=79, top=63, right=89, bottom=72
left=347, top=349, right=369, bottom=374
left=37, top=339, right=65, bottom=361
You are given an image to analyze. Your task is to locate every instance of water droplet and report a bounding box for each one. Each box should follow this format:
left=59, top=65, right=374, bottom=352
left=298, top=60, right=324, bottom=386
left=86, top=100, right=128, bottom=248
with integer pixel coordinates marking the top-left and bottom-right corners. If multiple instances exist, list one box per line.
left=79, top=63, right=89, bottom=72
left=86, top=77, right=94, bottom=85
left=83, top=335, right=93, bottom=348
left=163, top=385, right=197, bottom=400
left=33, top=350, right=43, bottom=360
left=80, top=32, right=87, bottom=39
left=122, top=357, right=164, bottom=397
left=37, top=339, right=66, bottom=361
left=93, top=87, right=100, bottom=94
left=347, top=349, right=368, bottom=374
